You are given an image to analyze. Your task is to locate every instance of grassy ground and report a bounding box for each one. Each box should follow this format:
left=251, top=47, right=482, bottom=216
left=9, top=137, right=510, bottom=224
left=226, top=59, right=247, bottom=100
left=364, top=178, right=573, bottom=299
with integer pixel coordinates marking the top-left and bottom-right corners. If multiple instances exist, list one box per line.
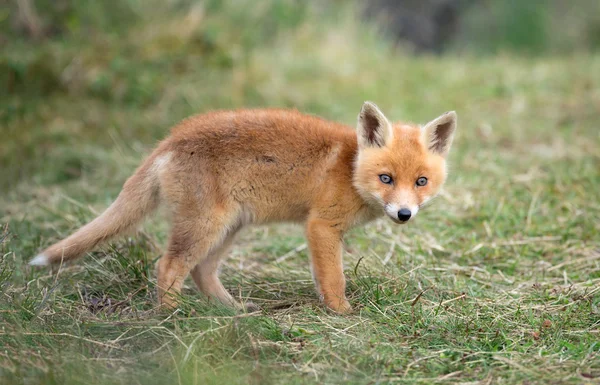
left=1, top=2, right=599, bottom=384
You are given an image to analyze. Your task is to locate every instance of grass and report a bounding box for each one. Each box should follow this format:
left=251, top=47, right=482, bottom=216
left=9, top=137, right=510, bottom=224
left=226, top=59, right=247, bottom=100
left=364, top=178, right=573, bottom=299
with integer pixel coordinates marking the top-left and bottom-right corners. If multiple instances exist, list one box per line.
left=1, top=1, right=599, bottom=384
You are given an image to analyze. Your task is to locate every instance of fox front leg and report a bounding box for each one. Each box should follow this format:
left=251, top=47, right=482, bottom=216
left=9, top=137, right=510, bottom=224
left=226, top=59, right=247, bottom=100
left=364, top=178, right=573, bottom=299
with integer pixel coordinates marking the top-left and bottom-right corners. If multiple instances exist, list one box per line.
left=306, top=218, right=352, bottom=314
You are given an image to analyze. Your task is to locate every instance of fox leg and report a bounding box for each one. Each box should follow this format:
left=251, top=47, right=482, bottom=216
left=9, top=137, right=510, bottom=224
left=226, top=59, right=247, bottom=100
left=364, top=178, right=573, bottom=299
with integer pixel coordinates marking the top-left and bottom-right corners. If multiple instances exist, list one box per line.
left=306, top=218, right=352, bottom=314
left=189, top=235, right=253, bottom=311
left=156, top=214, right=233, bottom=309
left=156, top=251, right=191, bottom=309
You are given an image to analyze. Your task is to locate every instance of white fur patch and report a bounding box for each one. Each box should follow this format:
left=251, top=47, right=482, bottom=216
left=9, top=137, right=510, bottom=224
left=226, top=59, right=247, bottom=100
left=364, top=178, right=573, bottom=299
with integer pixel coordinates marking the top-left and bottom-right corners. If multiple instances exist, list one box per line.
left=29, top=254, right=49, bottom=266
left=152, top=152, right=172, bottom=174
left=238, top=207, right=255, bottom=226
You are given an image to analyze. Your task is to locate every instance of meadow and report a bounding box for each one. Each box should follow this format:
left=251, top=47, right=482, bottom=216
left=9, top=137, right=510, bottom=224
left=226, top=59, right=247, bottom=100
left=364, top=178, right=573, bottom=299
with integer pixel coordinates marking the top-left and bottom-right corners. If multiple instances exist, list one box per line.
left=1, top=1, right=599, bottom=384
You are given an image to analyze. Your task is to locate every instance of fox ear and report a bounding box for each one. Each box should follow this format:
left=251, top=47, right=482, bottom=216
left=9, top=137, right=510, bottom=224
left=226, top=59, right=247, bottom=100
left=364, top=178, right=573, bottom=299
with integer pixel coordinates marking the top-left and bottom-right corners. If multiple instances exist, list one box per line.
left=357, top=101, right=393, bottom=148
left=422, top=111, right=457, bottom=157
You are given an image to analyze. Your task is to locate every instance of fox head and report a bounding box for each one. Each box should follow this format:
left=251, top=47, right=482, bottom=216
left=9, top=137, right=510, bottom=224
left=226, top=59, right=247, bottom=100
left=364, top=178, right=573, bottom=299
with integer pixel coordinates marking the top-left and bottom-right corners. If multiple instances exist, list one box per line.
left=353, top=101, right=457, bottom=224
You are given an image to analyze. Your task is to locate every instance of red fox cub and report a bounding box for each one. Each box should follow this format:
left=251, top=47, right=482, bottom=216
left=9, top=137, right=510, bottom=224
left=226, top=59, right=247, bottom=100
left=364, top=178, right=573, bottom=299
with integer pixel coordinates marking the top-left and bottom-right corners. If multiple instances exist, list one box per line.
left=30, top=102, right=457, bottom=314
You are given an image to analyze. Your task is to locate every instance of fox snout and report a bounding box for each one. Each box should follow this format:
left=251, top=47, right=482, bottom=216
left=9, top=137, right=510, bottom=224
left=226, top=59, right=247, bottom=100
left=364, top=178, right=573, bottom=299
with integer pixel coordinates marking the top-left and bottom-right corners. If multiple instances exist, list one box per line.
left=384, top=204, right=419, bottom=223
left=397, top=208, right=412, bottom=222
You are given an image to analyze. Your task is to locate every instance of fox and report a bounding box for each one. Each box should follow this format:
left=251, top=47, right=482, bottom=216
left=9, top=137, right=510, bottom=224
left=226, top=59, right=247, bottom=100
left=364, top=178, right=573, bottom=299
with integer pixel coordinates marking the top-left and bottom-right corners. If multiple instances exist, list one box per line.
left=29, top=102, right=457, bottom=314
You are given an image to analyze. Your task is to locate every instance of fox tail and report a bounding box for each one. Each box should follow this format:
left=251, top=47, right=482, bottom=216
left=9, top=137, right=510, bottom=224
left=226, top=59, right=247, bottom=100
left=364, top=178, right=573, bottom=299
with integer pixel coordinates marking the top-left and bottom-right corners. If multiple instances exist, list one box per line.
left=29, top=153, right=164, bottom=266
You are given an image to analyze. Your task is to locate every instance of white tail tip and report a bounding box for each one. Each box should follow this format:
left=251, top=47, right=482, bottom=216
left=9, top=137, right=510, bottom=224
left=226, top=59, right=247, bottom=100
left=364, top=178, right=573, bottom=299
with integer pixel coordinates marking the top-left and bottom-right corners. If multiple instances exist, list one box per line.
left=29, top=254, right=49, bottom=266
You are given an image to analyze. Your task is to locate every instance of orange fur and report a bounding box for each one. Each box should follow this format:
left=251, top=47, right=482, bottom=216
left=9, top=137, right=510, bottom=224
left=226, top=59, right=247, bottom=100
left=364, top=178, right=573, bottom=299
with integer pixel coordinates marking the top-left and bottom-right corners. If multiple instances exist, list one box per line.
left=32, top=102, right=457, bottom=314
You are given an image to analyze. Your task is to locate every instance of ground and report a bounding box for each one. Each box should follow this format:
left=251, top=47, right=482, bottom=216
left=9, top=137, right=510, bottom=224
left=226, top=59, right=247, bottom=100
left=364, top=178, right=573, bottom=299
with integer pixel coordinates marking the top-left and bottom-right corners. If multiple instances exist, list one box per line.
left=1, top=3, right=599, bottom=384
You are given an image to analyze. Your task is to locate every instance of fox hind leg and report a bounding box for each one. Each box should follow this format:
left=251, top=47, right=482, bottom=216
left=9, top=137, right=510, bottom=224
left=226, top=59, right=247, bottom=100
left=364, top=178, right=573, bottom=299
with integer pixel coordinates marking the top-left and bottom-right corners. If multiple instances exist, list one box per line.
left=189, top=235, right=248, bottom=310
left=156, top=213, right=235, bottom=309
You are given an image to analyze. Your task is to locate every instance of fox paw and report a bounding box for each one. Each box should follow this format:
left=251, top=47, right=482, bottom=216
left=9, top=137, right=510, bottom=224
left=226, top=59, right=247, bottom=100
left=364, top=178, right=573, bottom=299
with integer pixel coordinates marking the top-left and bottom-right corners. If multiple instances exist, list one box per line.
left=324, top=297, right=353, bottom=314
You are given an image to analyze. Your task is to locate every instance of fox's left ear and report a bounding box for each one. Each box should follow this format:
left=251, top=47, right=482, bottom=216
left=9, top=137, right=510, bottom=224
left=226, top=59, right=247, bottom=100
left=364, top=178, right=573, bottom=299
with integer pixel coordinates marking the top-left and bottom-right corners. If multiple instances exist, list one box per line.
left=422, top=111, right=457, bottom=157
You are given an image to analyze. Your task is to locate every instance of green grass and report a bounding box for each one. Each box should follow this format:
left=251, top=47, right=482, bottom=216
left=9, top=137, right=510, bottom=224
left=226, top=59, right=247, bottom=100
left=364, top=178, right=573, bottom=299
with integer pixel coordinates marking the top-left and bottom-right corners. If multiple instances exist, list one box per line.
left=1, top=1, right=599, bottom=384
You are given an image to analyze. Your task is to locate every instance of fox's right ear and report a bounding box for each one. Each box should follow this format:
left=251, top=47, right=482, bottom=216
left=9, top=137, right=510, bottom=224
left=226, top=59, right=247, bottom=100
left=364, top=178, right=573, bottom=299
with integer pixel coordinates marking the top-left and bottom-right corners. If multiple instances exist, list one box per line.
left=357, top=101, right=393, bottom=148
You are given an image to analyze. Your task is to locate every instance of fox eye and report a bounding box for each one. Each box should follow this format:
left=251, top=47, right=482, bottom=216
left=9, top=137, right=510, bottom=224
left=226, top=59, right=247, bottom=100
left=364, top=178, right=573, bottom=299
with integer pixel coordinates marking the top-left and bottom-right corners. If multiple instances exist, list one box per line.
left=416, top=177, right=428, bottom=187
left=379, top=174, right=393, bottom=184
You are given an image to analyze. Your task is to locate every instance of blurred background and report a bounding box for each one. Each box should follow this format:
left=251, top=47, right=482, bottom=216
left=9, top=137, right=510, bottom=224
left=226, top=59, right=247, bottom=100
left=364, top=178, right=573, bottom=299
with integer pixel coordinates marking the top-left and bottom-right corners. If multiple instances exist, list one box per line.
left=1, top=0, right=599, bottom=191
left=367, top=0, right=600, bottom=54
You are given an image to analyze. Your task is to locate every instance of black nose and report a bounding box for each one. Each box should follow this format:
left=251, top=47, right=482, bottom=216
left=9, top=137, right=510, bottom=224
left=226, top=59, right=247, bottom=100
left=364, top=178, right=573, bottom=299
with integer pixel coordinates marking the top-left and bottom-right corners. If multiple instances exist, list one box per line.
left=398, top=208, right=412, bottom=222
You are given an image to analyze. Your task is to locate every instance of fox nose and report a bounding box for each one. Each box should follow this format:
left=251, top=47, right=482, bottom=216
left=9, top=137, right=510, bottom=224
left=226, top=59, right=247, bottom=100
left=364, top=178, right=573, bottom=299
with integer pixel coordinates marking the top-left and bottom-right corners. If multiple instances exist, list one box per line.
left=398, top=208, right=412, bottom=222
